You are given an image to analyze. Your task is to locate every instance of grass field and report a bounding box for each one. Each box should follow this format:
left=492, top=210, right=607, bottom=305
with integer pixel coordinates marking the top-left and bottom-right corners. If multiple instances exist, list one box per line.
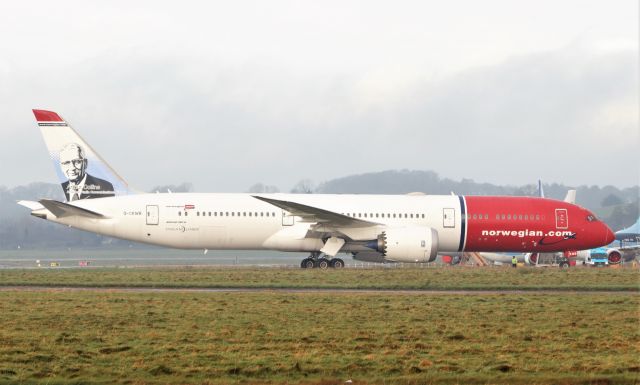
left=0, top=267, right=638, bottom=384
left=0, top=290, right=638, bottom=384
left=0, top=266, right=638, bottom=291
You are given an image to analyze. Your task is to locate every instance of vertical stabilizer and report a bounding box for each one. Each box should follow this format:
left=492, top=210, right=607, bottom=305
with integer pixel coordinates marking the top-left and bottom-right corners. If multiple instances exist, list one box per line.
left=32, top=109, right=133, bottom=202
left=563, top=190, right=576, bottom=204
left=537, top=179, right=545, bottom=198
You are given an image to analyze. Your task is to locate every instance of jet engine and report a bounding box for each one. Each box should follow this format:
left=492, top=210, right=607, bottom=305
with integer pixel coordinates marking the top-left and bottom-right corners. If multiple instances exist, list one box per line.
left=524, top=252, right=538, bottom=265
left=369, top=227, right=439, bottom=263
left=607, top=249, right=622, bottom=265
left=351, top=252, right=387, bottom=263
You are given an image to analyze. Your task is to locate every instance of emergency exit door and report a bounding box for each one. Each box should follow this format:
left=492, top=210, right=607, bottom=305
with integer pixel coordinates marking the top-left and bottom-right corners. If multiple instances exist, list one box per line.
left=443, top=208, right=455, bottom=228
left=555, top=208, right=568, bottom=229
left=146, top=205, right=159, bottom=225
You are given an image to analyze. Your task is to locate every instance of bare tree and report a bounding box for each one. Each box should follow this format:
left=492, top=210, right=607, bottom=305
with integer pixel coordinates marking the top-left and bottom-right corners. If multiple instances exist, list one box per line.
left=290, top=179, right=314, bottom=194
left=247, top=183, right=280, bottom=193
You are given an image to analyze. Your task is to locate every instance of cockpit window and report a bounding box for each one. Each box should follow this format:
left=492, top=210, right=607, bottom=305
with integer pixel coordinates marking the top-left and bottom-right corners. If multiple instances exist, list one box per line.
left=586, top=214, right=598, bottom=222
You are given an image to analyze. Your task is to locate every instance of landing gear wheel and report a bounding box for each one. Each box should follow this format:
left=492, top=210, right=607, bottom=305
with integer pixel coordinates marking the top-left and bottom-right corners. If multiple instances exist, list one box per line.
left=559, top=261, right=569, bottom=268
left=317, top=258, right=330, bottom=270
left=301, top=258, right=315, bottom=269
left=330, top=258, right=345, bottom=268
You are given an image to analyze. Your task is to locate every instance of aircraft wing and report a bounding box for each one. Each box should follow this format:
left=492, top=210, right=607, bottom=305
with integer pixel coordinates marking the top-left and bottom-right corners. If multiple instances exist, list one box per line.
left=38, top=199, right=107, bottom=219
left=252, top=196, right=378, bottom=228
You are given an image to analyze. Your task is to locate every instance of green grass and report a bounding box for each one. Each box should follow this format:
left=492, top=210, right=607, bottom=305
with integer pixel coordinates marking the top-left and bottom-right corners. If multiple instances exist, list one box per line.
left=0, top=291, right=638, bottom=384
left=0, top=266, right=638, bottom=291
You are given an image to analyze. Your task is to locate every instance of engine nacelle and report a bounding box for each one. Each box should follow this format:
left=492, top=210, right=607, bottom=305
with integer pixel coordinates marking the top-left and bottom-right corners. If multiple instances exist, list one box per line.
left=524, top=252, right=538, bottom=265
left=377, top=227, right=439, bottom=263
left=607, top=249, right=622, bottom=265
left=351, top=252, right=387, bottom=263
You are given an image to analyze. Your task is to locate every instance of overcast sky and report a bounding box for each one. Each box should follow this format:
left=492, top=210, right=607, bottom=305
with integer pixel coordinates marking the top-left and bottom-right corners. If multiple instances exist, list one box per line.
left=0, top=1, right=638, bottom=192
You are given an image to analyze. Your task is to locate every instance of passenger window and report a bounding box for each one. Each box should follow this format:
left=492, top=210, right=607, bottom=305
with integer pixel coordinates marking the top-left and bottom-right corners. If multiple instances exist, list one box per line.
left=178, top=211, right=182, bottom=216
left=535, top=214, right=540, bottom=220
left=410, top=214, right=414, bottom=218
left=185, top=211, right=188, bottom=216
left=518, top=214, right=522, bottom=220
left=393, top=214, right=396, bottom=218
left=484, top=214, right=488, bottom=220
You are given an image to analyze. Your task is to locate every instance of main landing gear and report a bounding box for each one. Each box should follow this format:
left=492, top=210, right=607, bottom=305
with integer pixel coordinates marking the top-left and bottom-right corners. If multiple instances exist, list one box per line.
left=300, top=252, right=345, bottom=269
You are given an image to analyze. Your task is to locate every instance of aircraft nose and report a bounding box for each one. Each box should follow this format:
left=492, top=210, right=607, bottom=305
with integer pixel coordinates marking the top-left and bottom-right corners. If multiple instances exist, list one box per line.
left=604, top=225, right=615, bottom=245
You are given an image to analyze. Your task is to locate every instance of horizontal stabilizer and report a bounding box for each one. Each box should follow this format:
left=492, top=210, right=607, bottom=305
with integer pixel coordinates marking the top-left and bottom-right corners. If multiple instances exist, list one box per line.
left=38, top=199, right=107, bottom=219
left=17, top=200, right=45, bottom=211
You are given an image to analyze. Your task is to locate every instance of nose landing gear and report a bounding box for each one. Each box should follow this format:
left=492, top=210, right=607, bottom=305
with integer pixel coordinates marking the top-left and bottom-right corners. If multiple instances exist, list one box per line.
left=300, top=252, right=345, bottom=269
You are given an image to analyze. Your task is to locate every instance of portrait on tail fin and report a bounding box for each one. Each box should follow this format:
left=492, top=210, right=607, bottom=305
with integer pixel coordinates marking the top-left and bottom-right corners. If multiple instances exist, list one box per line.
left=33, top=109, right=133, bottom=200
left=59, top=143, right=114, bottom=201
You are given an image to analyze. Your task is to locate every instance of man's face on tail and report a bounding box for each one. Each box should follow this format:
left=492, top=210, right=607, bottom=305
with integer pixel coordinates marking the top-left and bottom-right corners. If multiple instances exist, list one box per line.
left=59, top=144, right=87, bottom=183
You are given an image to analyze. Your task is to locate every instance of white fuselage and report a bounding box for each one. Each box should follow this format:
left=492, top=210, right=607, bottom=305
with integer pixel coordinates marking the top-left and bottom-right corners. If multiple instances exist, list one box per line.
left=40, top=193, right=464, bottom=252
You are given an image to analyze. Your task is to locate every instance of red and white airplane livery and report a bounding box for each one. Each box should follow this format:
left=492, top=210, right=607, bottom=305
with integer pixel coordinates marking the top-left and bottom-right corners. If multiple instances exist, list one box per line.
left=19, top=110, right=615, bottom=268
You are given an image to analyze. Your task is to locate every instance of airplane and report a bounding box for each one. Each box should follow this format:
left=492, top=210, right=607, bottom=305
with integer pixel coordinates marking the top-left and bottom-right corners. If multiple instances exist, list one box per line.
left=615, top=218, right=640, bottom=245
left=18, top=109, right=615, bottom=269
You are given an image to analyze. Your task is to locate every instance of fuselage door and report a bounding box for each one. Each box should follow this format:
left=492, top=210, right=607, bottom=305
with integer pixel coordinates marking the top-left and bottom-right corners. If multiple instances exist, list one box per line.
left=146, top=205, right=159, bottom=225
left=282, top=210, right=294, bottom=226
left=443, top=208, right=455, bottom=228
left=555, top=208, right=568, bottom=229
